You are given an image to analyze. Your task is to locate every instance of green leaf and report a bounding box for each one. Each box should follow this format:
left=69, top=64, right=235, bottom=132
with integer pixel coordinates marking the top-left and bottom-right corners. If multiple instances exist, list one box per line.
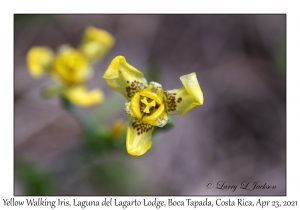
left=42, top=85, right=65, bottom=98
left=15, top=162, right=55, bottom=195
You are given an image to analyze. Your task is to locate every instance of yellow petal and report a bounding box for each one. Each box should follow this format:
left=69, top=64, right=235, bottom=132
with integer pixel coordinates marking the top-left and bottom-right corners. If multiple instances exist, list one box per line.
left=164, top=72, right=203, bottom=116
left=26, top=46, right=54, bottom=77
left=53, top=47, right=90, bottom=85
left=125, top=93, right=142, bottom=118
left=79, top=26, right=115, bottom=62
left=180, top=72, right=204, bottom=104
left=126, top=119, right=154, bottom=156
left=102, top=56, right=148, bottom=100
left=65, top=86, right=104, bottom=106
left=142, top=108, right=169, bottom=127
left=139, top=82, right=163, bottom=104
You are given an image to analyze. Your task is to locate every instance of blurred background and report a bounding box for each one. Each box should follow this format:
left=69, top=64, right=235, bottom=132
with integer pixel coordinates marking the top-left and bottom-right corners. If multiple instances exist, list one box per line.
left=14, top=14, right=286, bottom=195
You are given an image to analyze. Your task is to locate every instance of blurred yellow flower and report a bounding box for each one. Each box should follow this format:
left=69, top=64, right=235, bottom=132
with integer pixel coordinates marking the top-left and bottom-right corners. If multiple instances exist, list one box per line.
left=53, top=47, right=90, bottom=85
left=26, top=27, right=115, bottom=107
left=79, top=26, right=115, bottom=63
left=27, top=47, right=54, bottom=77
left=102, top=56, right=204, bottom=156
left=65, top=86, right=104, bottom=107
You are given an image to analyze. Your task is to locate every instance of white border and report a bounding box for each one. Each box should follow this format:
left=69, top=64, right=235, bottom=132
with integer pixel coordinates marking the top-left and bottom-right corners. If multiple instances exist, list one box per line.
left=2, top=0, right=299, bottom=209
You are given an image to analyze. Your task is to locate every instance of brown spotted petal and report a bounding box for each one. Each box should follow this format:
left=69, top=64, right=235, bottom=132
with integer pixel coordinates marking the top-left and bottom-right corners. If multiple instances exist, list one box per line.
left=102, top=56, right=148, bottom=100
left=126, top=118, right=154, bottom=156
left=163, top=72, right=204, bottom=116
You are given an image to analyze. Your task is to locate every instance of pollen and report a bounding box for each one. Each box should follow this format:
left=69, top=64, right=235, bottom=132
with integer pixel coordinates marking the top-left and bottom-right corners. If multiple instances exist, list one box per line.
left=124, top=102, right=133, bottom=115
left=141, top=97, right=156, bottom=113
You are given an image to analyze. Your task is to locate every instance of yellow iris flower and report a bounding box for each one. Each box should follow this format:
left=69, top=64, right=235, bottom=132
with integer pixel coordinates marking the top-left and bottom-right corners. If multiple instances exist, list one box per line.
left=79, top=26, right=115, bottom=63
left=26, top=26, right=115, bottom=106
left=102, top=56, right=204, bottom=156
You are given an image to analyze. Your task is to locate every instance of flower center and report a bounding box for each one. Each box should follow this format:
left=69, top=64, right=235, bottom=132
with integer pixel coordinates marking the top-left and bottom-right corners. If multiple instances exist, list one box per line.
left=141, top=97, right=156, bottom=113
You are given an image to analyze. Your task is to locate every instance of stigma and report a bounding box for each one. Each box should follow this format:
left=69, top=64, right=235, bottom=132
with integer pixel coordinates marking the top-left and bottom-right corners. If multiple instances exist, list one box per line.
left=141, top=97, right=156, bottom=113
